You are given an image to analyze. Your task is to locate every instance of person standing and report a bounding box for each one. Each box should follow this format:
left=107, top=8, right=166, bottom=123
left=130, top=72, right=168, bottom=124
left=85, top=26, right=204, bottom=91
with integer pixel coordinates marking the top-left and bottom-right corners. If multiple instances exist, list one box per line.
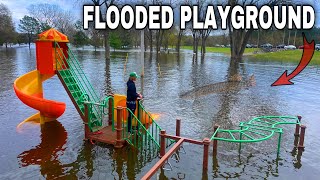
left=126, top=72, right=142, bottom=133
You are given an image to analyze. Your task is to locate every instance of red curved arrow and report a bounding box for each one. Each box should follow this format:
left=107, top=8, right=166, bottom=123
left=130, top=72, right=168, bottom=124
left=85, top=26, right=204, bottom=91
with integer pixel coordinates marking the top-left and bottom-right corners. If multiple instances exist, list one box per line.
left=272, top=34, right=315, bottom=86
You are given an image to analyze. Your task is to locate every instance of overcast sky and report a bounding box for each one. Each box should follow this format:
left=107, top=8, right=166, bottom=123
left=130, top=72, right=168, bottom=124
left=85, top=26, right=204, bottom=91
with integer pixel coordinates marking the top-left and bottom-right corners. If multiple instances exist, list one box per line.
left=2, top=0, right=320, bottom=28
left=2, top=0, right=83, bottom=26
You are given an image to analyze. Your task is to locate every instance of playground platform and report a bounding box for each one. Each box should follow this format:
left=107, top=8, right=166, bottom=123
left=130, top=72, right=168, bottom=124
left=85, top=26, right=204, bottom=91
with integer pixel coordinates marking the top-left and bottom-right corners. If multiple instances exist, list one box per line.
left=86, top=126, right=121, bottom=146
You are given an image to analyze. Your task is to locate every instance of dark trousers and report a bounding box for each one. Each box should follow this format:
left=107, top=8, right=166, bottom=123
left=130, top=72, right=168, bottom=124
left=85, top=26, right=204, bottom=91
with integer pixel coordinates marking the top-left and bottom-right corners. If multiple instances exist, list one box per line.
left=127, top=103, right=136, bottom=133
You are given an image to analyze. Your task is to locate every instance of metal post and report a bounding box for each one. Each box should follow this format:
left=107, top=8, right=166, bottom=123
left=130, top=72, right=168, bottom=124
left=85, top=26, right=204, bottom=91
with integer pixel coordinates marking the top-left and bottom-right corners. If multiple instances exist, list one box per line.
left=239, top=125, right=243, bottom=152
left=176, top=119, right=181, bottom=137
left=277, top=133, right=282, bottom=156
left=160, top=130, right=166, bottom=158
left=140, top=0, right=145, bottom=78
left=115, top=106, right=123, bottom=148
left=298, top=125, right=306, bottom=151
left=213, top=125, right=219, bottom=155
left=84, top=102, right=90, bottom=140
left=203, top=138, right=210, bottom=171
left=295, top=116, right=302, bottom=136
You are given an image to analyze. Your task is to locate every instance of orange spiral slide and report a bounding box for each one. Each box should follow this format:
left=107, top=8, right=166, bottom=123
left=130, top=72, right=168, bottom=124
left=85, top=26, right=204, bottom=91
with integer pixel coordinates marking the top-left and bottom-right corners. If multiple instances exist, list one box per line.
left=14, top=70, right=66, bottom=124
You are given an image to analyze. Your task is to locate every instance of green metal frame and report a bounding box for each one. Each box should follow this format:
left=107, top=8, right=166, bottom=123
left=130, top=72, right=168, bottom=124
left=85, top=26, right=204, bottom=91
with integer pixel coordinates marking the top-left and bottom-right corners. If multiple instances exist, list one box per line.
left=122, top=108, right=160, bottom=149
left=138, top=100, right=175, bottom=148
left=210, top=116, right=300, bottom=155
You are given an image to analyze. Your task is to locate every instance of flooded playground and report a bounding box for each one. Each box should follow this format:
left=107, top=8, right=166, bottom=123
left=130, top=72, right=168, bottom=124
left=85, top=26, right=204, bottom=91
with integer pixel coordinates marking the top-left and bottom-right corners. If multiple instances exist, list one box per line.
left=0, top=46, right=320, bottom=179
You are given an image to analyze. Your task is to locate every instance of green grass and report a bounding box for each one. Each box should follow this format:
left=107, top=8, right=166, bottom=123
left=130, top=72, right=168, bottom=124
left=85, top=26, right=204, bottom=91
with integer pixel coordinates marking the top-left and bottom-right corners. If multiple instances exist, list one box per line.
left=251, top=49, right=320, bottom=65
left=181, top=46, right=259, bottom=55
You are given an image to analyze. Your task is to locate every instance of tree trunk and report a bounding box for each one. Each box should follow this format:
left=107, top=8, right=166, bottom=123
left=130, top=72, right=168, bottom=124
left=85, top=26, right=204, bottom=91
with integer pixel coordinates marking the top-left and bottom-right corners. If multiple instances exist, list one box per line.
left=192, top=31, right=200, bottom=56
left=155, top=30, right=163, bottom=53
left=28, top=33, right=32, bottom=49
left=144, top=31, right=147, bottom=52
left=201, top=37, right=207, bottom=55
left=149, top=30, right=153, bottom=52
left=104, top=30, right=110, bottom=60
left=293, top=30, right=297, bottom=46
left=257, top=29, right=260, bottom=47
left=195, top=38, right=199, bottom=56
left=229, top=28, right=253, bottom=61
left=287, top=31, right=291, bottom=45
left=176, top=30, right=183, bottom=54
left=159, top=31, right=164, bottom=52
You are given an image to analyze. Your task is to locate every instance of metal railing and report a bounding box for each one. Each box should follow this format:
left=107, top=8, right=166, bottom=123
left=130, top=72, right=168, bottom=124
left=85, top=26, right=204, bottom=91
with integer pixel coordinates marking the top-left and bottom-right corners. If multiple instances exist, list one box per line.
left=121, top=107, right=160, bottom=150
left=54, top=43, right=113, bottom=131
left=138, top=100, right=175, bottom=148
left=210, top=116, right=302, bottom=155
left=142, top=124, right=211, bottom=180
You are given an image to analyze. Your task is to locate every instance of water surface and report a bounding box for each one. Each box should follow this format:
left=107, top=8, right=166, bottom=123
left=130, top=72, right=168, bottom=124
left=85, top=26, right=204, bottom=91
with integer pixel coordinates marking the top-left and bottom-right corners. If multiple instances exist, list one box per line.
left=0, top=46, right=320, bottom=179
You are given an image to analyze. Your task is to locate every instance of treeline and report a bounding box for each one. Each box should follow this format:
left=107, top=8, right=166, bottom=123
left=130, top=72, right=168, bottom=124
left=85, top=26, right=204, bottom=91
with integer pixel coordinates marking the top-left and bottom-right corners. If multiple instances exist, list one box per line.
left=1, top=1, right=320, bottom=57
left=182, top=28, right=320, bottom=48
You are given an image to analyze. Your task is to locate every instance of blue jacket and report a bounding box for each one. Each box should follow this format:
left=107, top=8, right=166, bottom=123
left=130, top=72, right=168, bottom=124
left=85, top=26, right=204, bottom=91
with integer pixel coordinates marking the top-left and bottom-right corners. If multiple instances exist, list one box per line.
left=127, top=80, right=139, bottom=102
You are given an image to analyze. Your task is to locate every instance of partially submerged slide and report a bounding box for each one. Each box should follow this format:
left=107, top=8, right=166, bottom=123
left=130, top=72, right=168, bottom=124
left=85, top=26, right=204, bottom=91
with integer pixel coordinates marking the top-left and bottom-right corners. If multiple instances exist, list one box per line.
left=13, top=70, right=66, bottom=121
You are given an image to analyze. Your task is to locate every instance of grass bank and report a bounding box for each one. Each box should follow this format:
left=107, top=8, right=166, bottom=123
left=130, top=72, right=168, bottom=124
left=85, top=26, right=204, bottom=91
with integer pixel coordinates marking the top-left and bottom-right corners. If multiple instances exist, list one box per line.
left=181, top=46, right=258, bottom=55
left=181, top=46, right=320, bottom=64
left=251, top=49, right=320, bottom=64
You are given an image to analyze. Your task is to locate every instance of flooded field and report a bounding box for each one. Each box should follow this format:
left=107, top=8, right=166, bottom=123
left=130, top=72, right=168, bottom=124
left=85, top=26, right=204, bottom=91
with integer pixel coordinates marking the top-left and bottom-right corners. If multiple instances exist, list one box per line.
left=0, top=46, right=320, bottom=179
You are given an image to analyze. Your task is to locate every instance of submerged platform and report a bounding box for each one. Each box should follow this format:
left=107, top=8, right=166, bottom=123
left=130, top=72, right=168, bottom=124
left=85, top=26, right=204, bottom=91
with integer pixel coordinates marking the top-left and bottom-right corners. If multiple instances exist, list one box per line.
left=87, top=126, right=126, bottom=147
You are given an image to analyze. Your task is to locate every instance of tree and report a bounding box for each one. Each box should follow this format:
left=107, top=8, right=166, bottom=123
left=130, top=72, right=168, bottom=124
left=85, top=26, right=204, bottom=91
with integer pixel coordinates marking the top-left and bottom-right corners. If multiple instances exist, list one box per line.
left=73, top=31, right=89, bottom=47
left=19, top=16, right=40, bottom=48
left=109, top=31, right=121, bottom=51
left=16, top=33, right=29, bottom=45
left=27, top=3, right=61, bottom=28
left=227, top=0, right=290, bottom=61
left=83, top=0, right=116, bottom=60
left=0, top=3, right=15, bottom=48
left=27, top=3, right=76, bottom=40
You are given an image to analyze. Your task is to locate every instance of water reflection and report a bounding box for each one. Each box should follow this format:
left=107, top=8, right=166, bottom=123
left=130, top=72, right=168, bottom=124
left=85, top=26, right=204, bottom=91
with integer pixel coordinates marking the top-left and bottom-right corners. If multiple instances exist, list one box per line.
left=17, top=121, right=67, bottom=179
left=104, top=58, right=112, bottom=95
left=291, top=136, right=303, bottom=169
left=1, top=46, right=319, bottom=179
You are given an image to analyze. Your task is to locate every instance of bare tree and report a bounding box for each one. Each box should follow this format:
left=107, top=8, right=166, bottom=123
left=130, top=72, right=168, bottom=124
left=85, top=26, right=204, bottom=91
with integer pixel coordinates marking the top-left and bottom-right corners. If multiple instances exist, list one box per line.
left=27, top=3, right=76, bottom=39
left=176, top=27, right=185, bottom=54
left=27, top=3, right=61, bottom=28
left=83, top=0, right=116, bottom=60
left=227, top=0, right=290, bottom=61
left=145, top=27, right=153, bottom=52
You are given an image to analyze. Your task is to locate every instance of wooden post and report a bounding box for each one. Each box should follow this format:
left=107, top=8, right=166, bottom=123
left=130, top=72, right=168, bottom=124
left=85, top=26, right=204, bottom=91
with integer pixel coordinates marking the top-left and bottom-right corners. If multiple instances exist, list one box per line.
left=108, top=95, right=113, bottom=126
left=84, top=102, right=90, bottom=140
left=115, top=106, right=123, bottom=148
left=176, top=119, right=181, bottom=137
left=213, top=125, right=219, bottom=155
left=137, top=99, right=141, bottom=121
left=298, top=125, right=306, bottom=151
left=160, top=130, right=166, bottom=158
left=295, top=116, right=301, bottom=136
left=202, top=138, right=210, bottom=171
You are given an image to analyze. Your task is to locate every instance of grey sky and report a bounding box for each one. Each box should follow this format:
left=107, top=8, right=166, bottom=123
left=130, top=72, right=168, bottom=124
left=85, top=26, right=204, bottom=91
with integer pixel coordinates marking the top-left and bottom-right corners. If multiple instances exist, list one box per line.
left=2, top=0, right=320, bottom=28
left=2, top=0, right=83, bottom=27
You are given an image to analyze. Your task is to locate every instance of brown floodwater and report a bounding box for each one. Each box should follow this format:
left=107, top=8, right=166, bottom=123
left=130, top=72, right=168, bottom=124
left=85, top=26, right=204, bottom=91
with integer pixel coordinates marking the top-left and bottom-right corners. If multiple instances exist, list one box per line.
left=0, top=45, right=320, bottom=179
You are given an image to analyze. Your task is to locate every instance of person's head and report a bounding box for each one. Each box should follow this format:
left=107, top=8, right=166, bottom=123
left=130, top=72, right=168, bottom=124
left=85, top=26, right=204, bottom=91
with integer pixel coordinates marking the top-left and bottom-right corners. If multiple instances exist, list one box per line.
left=129, top=72, right=139, bottom=81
